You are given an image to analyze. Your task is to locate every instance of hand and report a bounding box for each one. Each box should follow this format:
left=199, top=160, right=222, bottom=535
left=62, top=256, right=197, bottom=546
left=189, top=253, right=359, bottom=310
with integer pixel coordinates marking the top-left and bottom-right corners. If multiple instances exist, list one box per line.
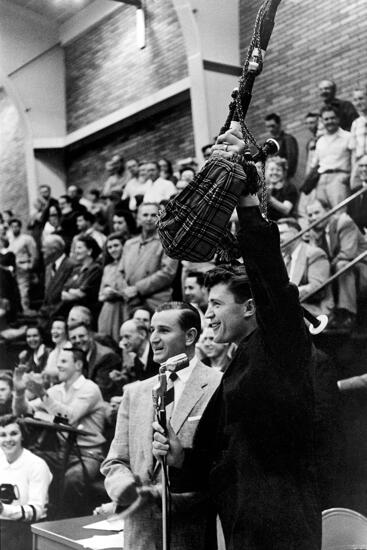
left=25, top=373, right=46, bottom=399
left=109, top=369, right=125, bottom=382
left=122, top=286, right=138, bottom=300
left=13, top=366, right=28, bottom=393
left=152, top=421, right=185, bottom=468
left=212, top=129, right=246, bottom=159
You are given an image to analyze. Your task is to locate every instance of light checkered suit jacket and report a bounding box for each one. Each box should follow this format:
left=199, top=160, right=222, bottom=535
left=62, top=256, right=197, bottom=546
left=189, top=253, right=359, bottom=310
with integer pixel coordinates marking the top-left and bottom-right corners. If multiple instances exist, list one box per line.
left=101, top=361, right=222, bottom=550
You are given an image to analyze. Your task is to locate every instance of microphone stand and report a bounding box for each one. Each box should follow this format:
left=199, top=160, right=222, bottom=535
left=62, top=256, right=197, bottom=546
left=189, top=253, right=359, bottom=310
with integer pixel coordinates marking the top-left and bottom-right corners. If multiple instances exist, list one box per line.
left=152, top=364, right=170, bottom=550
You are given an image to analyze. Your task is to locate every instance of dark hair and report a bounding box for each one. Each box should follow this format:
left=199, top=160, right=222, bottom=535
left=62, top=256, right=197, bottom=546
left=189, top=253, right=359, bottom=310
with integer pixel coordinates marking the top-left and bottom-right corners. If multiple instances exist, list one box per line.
left=155, top=301, right=202, bottom=343
left=113, top=209, right=136, bottom=234
left=186, top=271, right=205, bottom=287
left=305, top=112, right=319, bottom=119
left=277, top=217, right=302, bottom=232
left=9, top=218, right=22, bottom=227
left=62, top=345, right=87, bottom=372
left=59, top=194, right=72, bottom=204
left=76, top=235, right=101, bottom=260
left=0, top=415, right=28, bottom=447
left=51, top=316, right=67, bottom=328
left=104, top=232, right=127, bottom=265
left=26, top=324, right=44, bottom=341
left=265, top=113, right=281, bottom=125
left=205, top=265, right=252, bottom=304
left=146, top=161, right=160, bottom=170
left=88, top=188, right=100, bottom=199
left=158, top=158, right=174, bottom=177
left=48, top=204, right=61, bottom=217
left=77, top=211, right=95, bottom=225
left=320, top=105, right=339, bottom=117
left=130, top=305, right=154, bottom=320
left=0, top=371, right=13, bottom=390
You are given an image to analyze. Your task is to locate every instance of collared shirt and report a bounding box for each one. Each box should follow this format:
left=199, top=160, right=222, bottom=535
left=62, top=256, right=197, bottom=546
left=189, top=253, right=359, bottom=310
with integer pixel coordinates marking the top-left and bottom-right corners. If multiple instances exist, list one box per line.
left=143, top=177, right=177, bottom=204
left=289, top=243, right=303, bottom=282
left=313, top=128, right=351, bottom=173
left=0, top=448, right=52, bottom=520
left=30, top=375, right=105, bottom=449
left=167, top=355, right=197, bottom=412
left=349, top=115, right=367, bottom=160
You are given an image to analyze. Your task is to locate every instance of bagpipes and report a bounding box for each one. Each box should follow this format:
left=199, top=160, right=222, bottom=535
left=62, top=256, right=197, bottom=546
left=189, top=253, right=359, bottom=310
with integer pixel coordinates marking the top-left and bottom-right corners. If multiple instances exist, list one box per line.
left=157, top=0, right=328, bottom=334
left=158, top=0, right=282, bottom=264
left=152, top=354, right=189, bottom=550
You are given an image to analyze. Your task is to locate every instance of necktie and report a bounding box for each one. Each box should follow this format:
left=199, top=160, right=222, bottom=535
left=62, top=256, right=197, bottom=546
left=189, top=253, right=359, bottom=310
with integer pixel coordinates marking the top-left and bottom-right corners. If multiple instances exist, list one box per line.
left=51, top=263, right=57, bottom=277
left=166, top=371, right=178, bottom=420
left=319, top=231, right=330, bottom=259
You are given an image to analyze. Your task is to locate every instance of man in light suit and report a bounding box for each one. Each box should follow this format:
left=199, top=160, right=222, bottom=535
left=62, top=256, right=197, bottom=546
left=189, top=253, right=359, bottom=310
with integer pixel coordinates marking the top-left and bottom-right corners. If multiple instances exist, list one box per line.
left=307, top=198, right=367, bottom=329
left=101, top=301, right=222, bottom=550
left=277, top=217, right=334, bottom=317
left=119, top=203, right=178, bottom=315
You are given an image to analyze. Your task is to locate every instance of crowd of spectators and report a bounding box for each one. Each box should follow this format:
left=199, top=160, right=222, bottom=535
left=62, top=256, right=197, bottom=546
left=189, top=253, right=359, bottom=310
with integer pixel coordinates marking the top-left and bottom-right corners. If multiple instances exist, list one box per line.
left=1, top=77, right=367, bottom=546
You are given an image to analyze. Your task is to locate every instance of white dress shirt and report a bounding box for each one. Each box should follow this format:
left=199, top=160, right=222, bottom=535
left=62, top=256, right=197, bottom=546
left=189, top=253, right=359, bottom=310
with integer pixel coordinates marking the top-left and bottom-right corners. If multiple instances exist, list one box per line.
left=166, top=355, right=198, bottom=414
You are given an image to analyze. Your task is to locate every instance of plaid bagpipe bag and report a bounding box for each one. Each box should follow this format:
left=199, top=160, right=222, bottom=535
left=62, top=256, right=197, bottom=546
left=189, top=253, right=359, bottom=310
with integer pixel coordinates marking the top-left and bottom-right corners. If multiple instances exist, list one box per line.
left=157, top=156, right=259, bottom=262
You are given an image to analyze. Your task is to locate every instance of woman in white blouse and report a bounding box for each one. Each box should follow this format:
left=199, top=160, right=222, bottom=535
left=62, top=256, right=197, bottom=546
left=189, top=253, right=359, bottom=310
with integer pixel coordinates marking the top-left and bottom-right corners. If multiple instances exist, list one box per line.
left=0, top=415, right=52, bottom=550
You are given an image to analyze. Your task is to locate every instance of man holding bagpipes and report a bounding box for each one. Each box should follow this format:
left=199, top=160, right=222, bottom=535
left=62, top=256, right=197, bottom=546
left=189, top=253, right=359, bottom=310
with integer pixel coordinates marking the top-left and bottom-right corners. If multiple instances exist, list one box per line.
left=152, top=1, right=322, bottom=548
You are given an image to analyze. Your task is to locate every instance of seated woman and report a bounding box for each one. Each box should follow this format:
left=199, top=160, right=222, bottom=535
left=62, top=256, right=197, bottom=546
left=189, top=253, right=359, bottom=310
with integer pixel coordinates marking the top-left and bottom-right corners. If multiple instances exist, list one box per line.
left=264, top=156, right=299, bottom=221
left=98, top=233, right=128, bottom=342
left=61, top=235, right=102, bottom=322
left=18, top=325, right=51, bottom=374
left=0, top=415, right=53, bottom=550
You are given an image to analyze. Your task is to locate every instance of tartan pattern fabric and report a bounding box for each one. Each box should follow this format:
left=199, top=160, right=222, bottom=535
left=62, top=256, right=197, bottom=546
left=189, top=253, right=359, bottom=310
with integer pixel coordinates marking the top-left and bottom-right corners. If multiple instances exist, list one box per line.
left=157, top=156, right=250, bottom=262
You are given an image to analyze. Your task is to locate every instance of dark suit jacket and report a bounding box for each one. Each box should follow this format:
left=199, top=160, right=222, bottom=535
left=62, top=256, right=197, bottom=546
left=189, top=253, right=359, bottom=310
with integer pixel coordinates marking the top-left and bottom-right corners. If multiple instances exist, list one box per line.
left=88, top=340, right=121, bottom=401
left=347, top=185, right=367, bottom=232
left=42, top=255, right=76, bottom=317
left=179, top=207, right=321, bottom=550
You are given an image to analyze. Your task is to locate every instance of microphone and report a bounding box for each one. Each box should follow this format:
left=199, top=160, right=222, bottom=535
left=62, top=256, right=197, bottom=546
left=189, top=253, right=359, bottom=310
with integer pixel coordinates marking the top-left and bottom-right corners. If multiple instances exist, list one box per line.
left=161, top=353, right=189, bottom=373
left=152, top=354, right=189, bottom=432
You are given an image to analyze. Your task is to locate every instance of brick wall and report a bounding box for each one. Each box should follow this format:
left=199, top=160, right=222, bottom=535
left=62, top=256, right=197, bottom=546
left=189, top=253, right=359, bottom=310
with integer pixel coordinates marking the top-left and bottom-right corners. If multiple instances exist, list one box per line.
left=65, top=0, right=188, bottom=133
left=0, top=88, right=29, bottom=222
left=66, top=99, right=195, bottom=190
left=239, top=0, right=367, bottom=183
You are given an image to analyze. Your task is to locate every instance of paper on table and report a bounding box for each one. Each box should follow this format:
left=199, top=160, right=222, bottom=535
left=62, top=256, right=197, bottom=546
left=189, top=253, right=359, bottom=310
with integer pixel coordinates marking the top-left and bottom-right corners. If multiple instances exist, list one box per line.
left=77, top=532, right=124, bottom=549
left=83, top=516, right=124, bottom=531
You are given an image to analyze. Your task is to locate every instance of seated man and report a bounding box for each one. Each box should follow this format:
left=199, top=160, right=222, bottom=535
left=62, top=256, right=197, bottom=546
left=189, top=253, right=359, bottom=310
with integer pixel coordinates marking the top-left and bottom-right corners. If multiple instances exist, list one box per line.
left=12, top=345, right=106, bottom=518
left=277, top=217, right=334, bottom=317
left=101, top=302, right=222, bottom=550
left=68, top=321, right=121, bottom=401
left=307, top=198, right=367, bottom=329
